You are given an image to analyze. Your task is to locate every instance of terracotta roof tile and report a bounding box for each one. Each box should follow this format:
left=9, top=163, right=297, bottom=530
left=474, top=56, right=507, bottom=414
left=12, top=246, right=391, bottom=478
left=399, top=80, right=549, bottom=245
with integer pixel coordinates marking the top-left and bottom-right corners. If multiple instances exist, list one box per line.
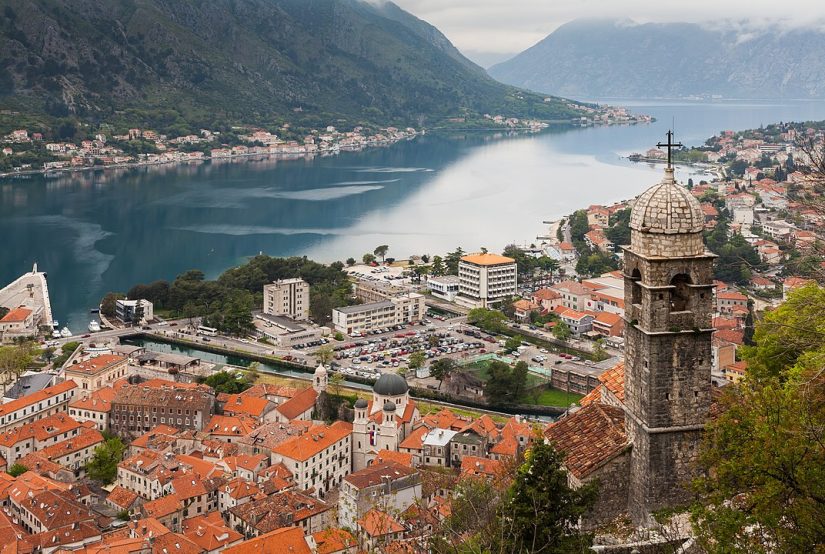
left=460, top=456, right=504, bottom=479
left=0, top=307, right=32, bottom=323
left=344, top=461, right=417, bottom=489
left=0, top=381, right=76, bottom=418
left=312, top=528, right=356, bottom=554
left=223, top=527, right=310, bottom=554
left=66, top=355, right=126, bottom=376
left=181, top=512, right=243, bottom=552
left=222, top=394, right=272, bottom=419
left=275, top=387, right=317, bottom=420
left=460, top=253, right=515, bottom=266
left=398, top=426, right=428, bottom=451
left=598, top=362, right=625, bottom=402
left=141, top=495, right=183, bottom=519
left=357, top=509, right=404, bottom=537
left=544, top=403, right=628, bottom=479
left=272, top=421, right=351, bottom=462
left=150, top=532, right=201, bottom=554
left=374, top=450, right=413, bottom=467
left=106, top=486, right=139, bottom=510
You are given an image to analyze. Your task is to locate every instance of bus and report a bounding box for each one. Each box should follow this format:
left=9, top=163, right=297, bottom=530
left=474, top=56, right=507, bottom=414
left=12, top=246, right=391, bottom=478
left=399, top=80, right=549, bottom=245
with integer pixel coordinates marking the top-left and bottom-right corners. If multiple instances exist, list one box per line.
left=197, top=325, right=218, bottom=337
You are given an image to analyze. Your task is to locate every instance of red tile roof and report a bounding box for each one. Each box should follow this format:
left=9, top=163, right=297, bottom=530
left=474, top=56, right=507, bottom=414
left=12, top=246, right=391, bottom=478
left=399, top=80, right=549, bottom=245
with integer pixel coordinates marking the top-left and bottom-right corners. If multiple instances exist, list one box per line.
left=598, top=362, right=625, bottom=402
left=223, top=527, right=310, bottom=554
left=0, top=381, right=76, bottom=418
left=460, top=253, right=515, bottom=266
left=374, top=450, right=413, bottom=467
left=344, top=461, right=417, bottom=489
left=544, top=403, right=628, bottom=479
left=358, top=509, right=404, bottom=537
left=0, top=307, right=31, bottom=323
left=69, top=386, right=117, bottom=412
left=398, top=426, right=428, bottom=450
left=460, top=456, right=504, bottom=479
left=223, top=394, right=271, bottom=419
left=271, top=421, right=351, bottom=462
left=714, top=329, right=745, bottom=345
left=66, top=354, right=125, bottom=376
left=204, top=415, right=258, bottom=437
left=181, top=512, right=243, bottom=552
left=275, top=387, right=317, bottom=420
left=106, top=486, right=139, bottom=510
left=142, top=495, right=183, bottom=519
left=312, top=528, right=356, bottom=554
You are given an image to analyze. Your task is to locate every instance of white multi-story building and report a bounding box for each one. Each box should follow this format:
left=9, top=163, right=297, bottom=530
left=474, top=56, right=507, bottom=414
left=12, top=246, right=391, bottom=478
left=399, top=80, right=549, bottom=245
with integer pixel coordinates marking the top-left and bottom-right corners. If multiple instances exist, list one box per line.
left=270, top=420, right=352, bottom=498
left=263, top=278, right=310, bottom=321
left=0, top=380, right=77, bottom=434
left=457, top=253, right=517, bottom=308
left=115, top=299, right=154, bottom=325
left=427, top=275, right=460, bottom=302
left=332, top=293, right=424, bottom=335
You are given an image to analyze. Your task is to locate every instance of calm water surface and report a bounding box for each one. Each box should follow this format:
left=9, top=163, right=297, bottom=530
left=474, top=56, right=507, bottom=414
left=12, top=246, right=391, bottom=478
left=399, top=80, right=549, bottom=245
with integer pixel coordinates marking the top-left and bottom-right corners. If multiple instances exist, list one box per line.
left=3, top=100, right=825, bottom=331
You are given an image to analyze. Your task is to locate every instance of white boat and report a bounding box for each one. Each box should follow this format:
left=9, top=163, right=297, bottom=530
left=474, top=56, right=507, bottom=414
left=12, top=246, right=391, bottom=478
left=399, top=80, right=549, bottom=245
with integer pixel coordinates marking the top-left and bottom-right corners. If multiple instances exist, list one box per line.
left=88, top=321, right=101, bottom=332
left=52, top=330, right=61, bottom=339
left=60, top=327, right=72, bottom=338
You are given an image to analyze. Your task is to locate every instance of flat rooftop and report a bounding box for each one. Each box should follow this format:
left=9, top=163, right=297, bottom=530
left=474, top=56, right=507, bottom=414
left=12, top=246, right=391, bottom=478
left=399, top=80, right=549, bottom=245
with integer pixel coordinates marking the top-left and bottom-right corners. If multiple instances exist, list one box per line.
left=335, top=300, right=394, bottom=315
left=255, top=313, right=305, bottom=333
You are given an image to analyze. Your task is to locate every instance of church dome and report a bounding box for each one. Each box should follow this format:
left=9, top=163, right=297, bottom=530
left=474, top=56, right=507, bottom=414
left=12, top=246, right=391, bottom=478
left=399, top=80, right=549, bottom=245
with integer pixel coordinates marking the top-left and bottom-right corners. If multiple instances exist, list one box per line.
left=383, top=401, right=396, bottom=412
left=354, top=398, right=368, bottom=409
left=373, top=373, right=408, bottom=396
left=630, top=168, right=704, bottom=235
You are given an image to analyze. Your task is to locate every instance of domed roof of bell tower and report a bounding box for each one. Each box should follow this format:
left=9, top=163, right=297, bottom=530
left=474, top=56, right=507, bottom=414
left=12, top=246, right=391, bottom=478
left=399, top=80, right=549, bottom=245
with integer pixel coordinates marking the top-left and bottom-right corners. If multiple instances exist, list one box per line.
left=630, top=168, right=704, bottom=235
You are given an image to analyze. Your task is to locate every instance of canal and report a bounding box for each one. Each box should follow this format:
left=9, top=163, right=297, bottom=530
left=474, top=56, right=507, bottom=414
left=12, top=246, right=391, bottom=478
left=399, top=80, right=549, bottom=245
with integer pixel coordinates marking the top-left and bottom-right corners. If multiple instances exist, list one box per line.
left=121, top=336, right=373, bottom=389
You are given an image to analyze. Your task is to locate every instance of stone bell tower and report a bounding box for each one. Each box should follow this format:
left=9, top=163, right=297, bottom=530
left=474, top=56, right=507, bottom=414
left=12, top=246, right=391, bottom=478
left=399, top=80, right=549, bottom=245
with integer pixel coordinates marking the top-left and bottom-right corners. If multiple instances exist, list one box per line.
left=622, top=157, right=716, bottom=524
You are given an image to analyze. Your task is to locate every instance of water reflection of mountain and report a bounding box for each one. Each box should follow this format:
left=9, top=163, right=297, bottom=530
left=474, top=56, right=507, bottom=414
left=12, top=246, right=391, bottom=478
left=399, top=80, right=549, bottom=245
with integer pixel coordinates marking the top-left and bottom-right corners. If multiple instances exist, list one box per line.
left=0, top=134, right=490, bottom=331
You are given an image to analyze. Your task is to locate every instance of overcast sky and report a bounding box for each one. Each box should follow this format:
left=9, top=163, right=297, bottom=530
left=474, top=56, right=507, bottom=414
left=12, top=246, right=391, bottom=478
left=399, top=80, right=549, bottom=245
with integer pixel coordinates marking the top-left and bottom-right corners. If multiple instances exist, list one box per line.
left=390, top=0, right=825, bottom=67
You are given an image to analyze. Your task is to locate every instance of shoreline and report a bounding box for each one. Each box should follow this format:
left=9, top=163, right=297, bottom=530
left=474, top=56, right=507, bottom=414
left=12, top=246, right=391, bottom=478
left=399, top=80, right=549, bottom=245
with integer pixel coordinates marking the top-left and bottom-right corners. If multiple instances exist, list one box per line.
left=0, top=117, right=652, bottom=181
left=0, top=136, right=417, bottom=180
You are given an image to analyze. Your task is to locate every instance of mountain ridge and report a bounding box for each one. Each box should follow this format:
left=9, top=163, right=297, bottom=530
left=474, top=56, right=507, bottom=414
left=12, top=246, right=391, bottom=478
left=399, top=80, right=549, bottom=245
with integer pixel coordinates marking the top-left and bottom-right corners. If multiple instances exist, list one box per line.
left=0, top=0, right=581, bottom=134
left=489, top=18, right=825, bottom=100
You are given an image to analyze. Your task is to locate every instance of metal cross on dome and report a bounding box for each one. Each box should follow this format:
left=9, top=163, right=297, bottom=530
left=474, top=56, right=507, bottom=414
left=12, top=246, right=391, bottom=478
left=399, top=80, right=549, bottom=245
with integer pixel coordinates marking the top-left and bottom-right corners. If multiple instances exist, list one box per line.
left=657, top=130, right=683, bottom=168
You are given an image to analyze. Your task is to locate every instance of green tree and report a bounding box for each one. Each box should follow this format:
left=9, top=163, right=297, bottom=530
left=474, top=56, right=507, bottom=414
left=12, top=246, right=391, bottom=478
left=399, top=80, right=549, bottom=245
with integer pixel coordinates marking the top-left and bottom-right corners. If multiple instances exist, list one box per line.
left=7, top=463, right=28, bottom=477
left=430, top=255, right=446, bottom=276
left=604, top=207, right=631, bottom=246
left=593, top=338, right=606, bottom=359
left=568, top=210, right=590, bottom=242
left=504, top=335, right=523, bottom=353
left=41, top=346, right=56, bottom=363
left=503, top=441, right=598, bottom=553
left=373, top=245, right=389, bottom=262
left=85, top=436, right=127, bottom=484
left=0, top=342, right=35, bottom=393
left=345, top=257, right=356, bottom=266
left=693, top=285, right=825, bottom=552
left=315, top=345, right=334, bottom=366
left=511, top=360, right=529, bottom=400
left=429, top=358, right=457, bottom=384
left=362, top=253, right=376, bottom=264
left=467, top=308, right=508, bottom=334
left=100, top=292, right=124, bottom=318
left=485, top=360, right=518, bottom=405
left=552, top=321, right=572, bottom=341
left=431, top=476, right=509, bottom=553
left=408, top=350, right=426, bottom=370
left=201, top=371, right=252, bottom=394
left=444, top=247, right=465, bottom=275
